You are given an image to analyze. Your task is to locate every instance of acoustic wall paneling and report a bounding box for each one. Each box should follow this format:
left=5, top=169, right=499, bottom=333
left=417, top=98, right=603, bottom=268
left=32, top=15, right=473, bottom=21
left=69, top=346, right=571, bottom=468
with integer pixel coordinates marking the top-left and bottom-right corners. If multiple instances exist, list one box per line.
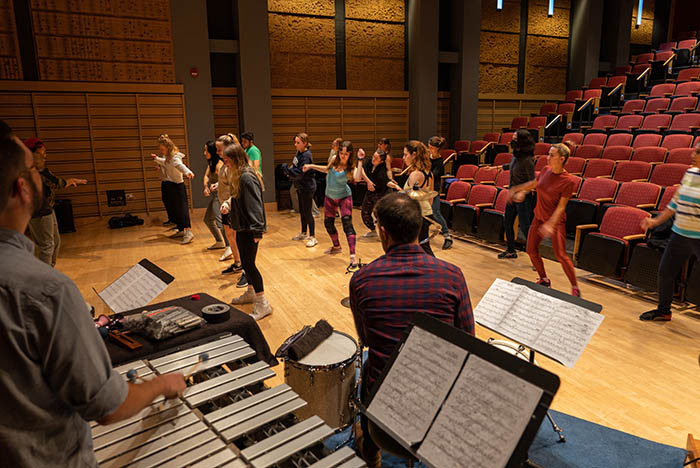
left=212, top=88, right=240, bottom=139
left=0, top=82, right=189, bottom=218
left=29, top=0, right=175, bottom=82
left=437, top=91, right=450, bottom=144
left=0, top=1, right=22, bottom=79
left=476, top=93, right=563, bottom=138
left=479, top=0, right=521, bottom=94
left=631, top=0, right=655, bottom=45
left=525, top=0, right=570, bottom=95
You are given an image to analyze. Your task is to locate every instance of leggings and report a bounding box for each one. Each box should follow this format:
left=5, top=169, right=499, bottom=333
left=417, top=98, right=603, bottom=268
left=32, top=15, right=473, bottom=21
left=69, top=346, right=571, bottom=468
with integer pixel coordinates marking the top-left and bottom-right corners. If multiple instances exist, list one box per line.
left=163, top=181, right=191, bottom=231
left=324, top=196, right=356, bottom=254
left=431, top=194, right=449, bottom=236
left=526, top=218, right=577, bottom=286
left=419, top=218, right=435, bottom=257
left=360, top=191, right=384, bottom=231
left=203, top=193, right=228, bottom=245
left=297, top=189, right=315, bottom=237
left=161, top=181, right=176, bottom=223
left=236, top=231, right=264, bottom=293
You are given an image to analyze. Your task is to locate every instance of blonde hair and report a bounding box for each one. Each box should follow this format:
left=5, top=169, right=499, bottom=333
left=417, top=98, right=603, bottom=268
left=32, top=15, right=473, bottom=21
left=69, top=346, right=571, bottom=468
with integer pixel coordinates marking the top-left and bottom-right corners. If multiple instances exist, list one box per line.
left=405, top=140, right=431, bottom=173
left=553, top=143, right=571, bottom=163
left=223, top=143, right=264, bottom=198
left=217, top=133, right=239, bottom=147
left=295, top=132, right=311, bottom=149
left=158, top=134, right=179, bottom=161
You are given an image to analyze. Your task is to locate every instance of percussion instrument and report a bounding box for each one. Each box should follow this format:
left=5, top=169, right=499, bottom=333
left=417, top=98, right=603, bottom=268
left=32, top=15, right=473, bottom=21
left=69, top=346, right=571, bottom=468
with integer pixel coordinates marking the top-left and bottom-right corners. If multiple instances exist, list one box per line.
left=93, top=334, right=366, bottom=467
left=284, top=331, right=358, bottom=430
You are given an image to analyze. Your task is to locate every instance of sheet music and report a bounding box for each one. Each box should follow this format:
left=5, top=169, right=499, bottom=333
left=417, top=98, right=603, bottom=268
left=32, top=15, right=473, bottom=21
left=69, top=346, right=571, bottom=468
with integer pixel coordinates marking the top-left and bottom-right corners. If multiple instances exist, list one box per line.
left=473, top=278, right=524, bottom=329
left=98, top=263, right=169, bottom=313
left=474, top=280, right=604, bottom=368
left=417, top=355, right=543, bottom=468
left=367, top=326, right=468, bottom=446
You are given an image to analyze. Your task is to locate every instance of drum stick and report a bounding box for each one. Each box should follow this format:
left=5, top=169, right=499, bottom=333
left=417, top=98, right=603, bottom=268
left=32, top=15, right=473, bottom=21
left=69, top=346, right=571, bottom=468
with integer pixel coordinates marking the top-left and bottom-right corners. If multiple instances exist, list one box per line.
left=185, top=353, right=209, bottom=379
left=398, top=164, right=414, bottom=176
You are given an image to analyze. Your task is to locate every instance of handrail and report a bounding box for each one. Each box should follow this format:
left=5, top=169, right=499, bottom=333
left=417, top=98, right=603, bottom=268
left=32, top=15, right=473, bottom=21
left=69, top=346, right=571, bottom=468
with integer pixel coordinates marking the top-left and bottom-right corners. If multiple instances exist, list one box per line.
left=636, top=67, right=651, bottom=81
left=577, top=97, right=594, bottom=113
left=545, top=114, right=562, bottom=129
left=663, top=54, right=676, bottom=67
left=443, top=152, right=457, bottom=164
left=607, top=83, right=623, bottom=97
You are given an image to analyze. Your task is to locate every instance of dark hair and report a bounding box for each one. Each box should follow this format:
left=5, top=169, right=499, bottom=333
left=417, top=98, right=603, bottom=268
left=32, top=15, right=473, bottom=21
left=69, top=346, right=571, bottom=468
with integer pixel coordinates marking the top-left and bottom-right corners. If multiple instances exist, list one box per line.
left=428, top=136, right=446, bottom=149
left=331, top=140, right=356, bottom=175
left=241, top=131, right=254, bottom=142
left=374, top=149, right=388, bottom=164
left=205, top=140, right=219, bottom=172
left=378, top=137, right=391, bottom=155
left=0, top=120, right=12, bottom=141
left=0, top=133, right=29, bottom=211
left=373, top=192, right=422, bottom=245
left=511, top=129, right=534, bottom=155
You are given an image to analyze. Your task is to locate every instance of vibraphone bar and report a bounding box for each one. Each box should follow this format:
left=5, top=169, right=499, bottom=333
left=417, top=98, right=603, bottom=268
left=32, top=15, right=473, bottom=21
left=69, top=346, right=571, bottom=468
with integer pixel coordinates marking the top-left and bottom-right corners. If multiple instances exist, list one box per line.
left=92, top=335, right=365, bottom=467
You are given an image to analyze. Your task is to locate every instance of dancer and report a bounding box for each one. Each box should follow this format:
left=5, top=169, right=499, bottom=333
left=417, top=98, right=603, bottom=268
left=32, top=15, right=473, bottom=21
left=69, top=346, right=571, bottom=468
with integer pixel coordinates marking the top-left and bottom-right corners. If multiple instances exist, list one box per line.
left=508, top=143, right=580, bottom=296
left=240, top=131, right=262, bottom=175
left=284, top=133, right=317, bottom=247
left=427, top=136, right=453, bottom=250
left=329, top=137, right=342, bottom=164
left=214, top=134, right=244, bottom=283
left=303, top=140, right=358, bottom=267
left=202, top=140, right=227, bottom=250
left=220, top=143, right=272, bottom=320
left=639, top=143, right=700, bottom=321
left=23, top=138, right=87, bottom=266
left=499, top=129, right=536, bottom=259
left=153, top=134, right=195, bottom=244
left=355, top=149, right=389, bottom=237
left=378, top=137, right=393, bottom=180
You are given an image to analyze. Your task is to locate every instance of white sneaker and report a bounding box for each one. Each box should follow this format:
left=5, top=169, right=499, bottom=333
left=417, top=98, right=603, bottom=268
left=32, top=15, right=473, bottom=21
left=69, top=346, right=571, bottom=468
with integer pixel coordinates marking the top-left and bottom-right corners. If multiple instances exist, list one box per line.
left=208, top=241, right=225, bottom=250
left=292, top=232, right=308, bottom=241
left=231, top=287, right=256, bottom=305
left=181, top=231, right=194, bottom=244
left=362, top=231, right=377, bottom=238
left=306, top=237, right=318, bottom=247
left=170, top=230, right=185, bottom=239
left=251, top=298, right=272, bottom=320
left=219, top=246, right=233, bottom=261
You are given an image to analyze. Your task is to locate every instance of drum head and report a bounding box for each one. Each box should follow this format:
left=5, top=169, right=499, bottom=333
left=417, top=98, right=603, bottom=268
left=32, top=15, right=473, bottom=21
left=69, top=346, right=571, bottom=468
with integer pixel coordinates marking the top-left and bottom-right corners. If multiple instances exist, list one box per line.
left=296, top=331, right=357, bottom=366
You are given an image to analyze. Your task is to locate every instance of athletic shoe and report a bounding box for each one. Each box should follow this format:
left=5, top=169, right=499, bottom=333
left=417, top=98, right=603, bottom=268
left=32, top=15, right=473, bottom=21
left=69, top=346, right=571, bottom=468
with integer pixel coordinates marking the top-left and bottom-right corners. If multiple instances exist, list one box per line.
left=221, top=262, right=242, bottom=275
left=170, top=230, right=184, bottom=239
left=236, top=273, right=248, bottom=288
left=571, top=286, right=581, bottom=298
left=639, top=309, right=671, bottom=321
left=442, top=237, right=453, bottom=250
left=362, top=231, right=378, bottom=238
left=207, top=241, right=225, bottom=250
left=231, top=287, right=256, bottom=305
left=306, top=237, right=318, bottom=247
left=219, top=246, right=233, bottom=261
left=291, top=232, right=307, bottom=241
left=163, top=220, right=175, bottom=226
left=251, top=298, right=272, bottom=320
left=181, top=231, right=194, bottom=244
left=536, top=277, right=551, bottom=287
left=324, top=246, right=342, bottom=255
left=498, top=250, right=518, bottom=259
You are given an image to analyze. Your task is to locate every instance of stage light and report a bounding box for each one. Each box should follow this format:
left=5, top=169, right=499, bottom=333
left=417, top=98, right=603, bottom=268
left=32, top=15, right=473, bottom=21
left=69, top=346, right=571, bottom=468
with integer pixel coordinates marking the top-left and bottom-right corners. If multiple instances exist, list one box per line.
left=497, top=0, right=503, bottom=11
left=548, top=0, right=554, bottom=17
left=636, top=0, right=643, bottom=28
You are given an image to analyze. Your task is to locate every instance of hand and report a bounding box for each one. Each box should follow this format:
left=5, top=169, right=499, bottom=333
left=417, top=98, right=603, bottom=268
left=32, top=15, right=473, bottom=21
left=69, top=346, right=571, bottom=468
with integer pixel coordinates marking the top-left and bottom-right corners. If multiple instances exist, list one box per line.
left=210, top=183, right=218, bottom=191
left=539, top=222, right=554, bottom=238
left=253, top=237, right=261, bottom=243
left=509, top=189, right=525, bottom=203
left=158, top=373, right=186, bottom=399
left=203, top=187, right=210, bottom=197
left=641, top=217, right=656, bottom=231
left=151, top=153, right=158, bottom=159
left=65, top=178, right=87, bottom=188
left=186, top=173, right=194, bottom=179
left=302, top=165, right=310, bottom=172
left=220, top=202, right=230, bottom=214
left=358, top=148, right=366, bottom=160
left=367, top=180, right=375, bottom=192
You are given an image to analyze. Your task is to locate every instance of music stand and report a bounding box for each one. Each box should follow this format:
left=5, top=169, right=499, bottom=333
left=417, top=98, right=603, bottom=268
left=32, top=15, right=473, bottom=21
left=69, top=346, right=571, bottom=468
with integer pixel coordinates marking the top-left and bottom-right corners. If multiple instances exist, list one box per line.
left=361, top=313, right=561, bottom=468
left=94, top=258, right=174, bottom=313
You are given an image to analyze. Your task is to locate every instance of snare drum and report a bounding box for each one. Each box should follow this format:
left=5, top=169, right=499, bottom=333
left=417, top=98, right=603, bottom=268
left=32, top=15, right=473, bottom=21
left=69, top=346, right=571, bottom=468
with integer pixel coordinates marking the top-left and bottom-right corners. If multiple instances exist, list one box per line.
left=284, top=331, right=358, bottom=430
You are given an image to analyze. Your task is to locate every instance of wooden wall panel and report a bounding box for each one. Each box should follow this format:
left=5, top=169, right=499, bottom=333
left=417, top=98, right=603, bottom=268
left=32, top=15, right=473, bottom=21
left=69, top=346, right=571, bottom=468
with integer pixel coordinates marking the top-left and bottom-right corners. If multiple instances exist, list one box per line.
left=525, top=0, right=570, bottom=95
left=631, top=0, right=655, bottom=45
left=345, top=20, right=404, bottom=90
left=437, top=92, right=450, bottom=144
left=479, top=0, right=521, bottom=95
left=0, top=82, right=188, bottom=218
left=29, top=0, right=175, bottom=82
left=475, top=93, right=563, bottom=138
left=211, top=88, right=240, bottom=139
left=0, top=1, right=22, bottom=79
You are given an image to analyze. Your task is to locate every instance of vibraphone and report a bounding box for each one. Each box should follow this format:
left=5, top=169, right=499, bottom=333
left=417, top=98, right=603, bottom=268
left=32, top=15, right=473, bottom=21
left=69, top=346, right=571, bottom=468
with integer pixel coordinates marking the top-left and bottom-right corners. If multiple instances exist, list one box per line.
left=92, top=335, right=366, bottom=468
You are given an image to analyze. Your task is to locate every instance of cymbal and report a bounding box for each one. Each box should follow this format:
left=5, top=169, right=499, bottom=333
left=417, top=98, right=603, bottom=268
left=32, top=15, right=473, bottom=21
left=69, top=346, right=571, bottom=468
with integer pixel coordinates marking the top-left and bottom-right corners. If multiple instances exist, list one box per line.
left=406, top=187, right=438, bottom=201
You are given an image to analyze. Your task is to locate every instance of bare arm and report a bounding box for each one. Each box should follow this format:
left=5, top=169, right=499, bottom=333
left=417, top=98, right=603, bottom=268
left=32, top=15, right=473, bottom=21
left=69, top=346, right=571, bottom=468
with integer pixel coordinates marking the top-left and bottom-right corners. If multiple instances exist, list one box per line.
left=252, top=159, right=260, bottom=173
left=539, top=196, right=570, bottom=238
left=98, top=373, right=186, bottom=426
left=642, top=207, right=674, bottom=231
left=303, top=163, right=328, bottom=173
left=203, top=166, right=211, bottom=195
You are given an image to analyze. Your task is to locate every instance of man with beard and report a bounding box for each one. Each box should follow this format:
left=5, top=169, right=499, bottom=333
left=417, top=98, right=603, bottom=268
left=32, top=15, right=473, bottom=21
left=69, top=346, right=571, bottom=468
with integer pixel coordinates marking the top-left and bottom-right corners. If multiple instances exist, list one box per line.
left=0, top=122, right=186, bottom=467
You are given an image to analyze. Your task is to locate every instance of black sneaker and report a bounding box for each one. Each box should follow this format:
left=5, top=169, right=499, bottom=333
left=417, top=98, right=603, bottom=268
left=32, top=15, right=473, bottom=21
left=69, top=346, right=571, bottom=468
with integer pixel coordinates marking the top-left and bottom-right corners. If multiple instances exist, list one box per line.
left=498, top=250, right=517, bottom=259
left=236, top=273, right=248, bottom=288
left=639, top=309, right=671, bottom=321
left=442, top=237, right=453, bottom=250
left=163, top=220, right=175, bottom=226
left=222, top=262, right=242, bottom=275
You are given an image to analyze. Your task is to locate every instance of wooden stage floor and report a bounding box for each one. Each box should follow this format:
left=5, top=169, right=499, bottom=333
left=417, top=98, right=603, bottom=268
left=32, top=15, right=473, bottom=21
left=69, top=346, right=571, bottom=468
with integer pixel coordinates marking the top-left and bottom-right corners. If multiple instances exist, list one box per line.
left=58, top=206, right=700, bottom=449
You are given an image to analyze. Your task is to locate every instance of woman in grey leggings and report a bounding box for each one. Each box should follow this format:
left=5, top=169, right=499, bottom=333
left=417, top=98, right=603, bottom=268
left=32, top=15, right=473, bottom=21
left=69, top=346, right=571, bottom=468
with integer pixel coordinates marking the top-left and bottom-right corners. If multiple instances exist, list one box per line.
left=202, top=140, right=228, bottom=250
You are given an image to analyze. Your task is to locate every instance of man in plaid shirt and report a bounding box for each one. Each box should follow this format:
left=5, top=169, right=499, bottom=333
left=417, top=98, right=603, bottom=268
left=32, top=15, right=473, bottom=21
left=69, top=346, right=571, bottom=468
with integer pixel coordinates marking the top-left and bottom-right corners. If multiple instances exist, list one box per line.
left=349, top=191, right=474, bottom=466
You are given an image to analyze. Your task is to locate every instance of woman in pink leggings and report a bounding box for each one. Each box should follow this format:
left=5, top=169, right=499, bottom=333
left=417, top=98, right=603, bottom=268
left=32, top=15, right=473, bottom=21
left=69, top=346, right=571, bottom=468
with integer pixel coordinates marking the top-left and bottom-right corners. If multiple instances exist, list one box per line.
left=508, top=143, right=580, bottom=297
left=303, top=140, right=358, bottom=268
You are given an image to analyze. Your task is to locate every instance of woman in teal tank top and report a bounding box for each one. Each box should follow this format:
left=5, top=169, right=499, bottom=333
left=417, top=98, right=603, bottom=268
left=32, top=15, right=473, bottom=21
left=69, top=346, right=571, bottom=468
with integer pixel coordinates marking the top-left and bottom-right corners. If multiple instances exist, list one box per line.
left=303, top=140, right=358, bottom=268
